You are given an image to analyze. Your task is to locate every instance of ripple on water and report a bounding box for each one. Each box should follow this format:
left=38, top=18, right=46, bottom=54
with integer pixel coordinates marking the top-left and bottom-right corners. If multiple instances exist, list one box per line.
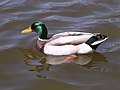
left=0, top=0, right=120, bottom=90
left=103, top=41, right=120, bottom=53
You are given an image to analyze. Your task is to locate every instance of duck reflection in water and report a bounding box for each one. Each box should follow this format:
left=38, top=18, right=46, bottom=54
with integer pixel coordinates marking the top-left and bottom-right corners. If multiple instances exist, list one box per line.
left=19, top=48, right=108, bottom=78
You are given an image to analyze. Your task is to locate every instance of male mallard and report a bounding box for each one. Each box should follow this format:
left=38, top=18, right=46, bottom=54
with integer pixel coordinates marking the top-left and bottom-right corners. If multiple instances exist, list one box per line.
left=21, top=22, right=108, bottom=55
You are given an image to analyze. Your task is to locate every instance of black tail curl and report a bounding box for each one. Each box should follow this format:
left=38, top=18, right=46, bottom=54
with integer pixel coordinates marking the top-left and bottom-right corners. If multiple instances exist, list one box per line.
left=85, top=34, right=108, bottom=49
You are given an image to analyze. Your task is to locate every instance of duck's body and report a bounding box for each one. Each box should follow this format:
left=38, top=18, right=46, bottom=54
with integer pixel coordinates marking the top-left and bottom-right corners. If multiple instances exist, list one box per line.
left=21, top=22, right=108, bottom=56
left=36, top=32, right=107, bottom=55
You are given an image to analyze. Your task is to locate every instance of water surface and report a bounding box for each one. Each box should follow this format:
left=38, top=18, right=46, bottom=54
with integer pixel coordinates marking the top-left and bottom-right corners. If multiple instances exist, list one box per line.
left=0, top=0, right=120, bottom=90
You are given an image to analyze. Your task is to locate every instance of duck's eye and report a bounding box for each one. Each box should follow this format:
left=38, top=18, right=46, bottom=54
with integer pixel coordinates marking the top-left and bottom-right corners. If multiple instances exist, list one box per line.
left=31, top=22, right=43, bottom=32
left=34, top=25, right=38, bottom=29
left=31, top=25, right=38, bottom=31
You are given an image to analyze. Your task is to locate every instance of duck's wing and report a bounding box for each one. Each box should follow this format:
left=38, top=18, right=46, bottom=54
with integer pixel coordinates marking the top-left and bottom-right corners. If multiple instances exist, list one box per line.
left=48, top=32, right=95, bottom=45
left=52, top=32, right=93, bottom=37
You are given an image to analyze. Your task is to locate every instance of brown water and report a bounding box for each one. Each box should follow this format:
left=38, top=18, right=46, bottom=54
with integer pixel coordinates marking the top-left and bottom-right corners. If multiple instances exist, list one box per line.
left=0, top=0, right=120, bottom=90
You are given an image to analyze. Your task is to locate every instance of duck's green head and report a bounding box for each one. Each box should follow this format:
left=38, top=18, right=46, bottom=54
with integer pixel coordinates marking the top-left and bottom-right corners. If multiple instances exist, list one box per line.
left=21, top=22, right=48, bottom=39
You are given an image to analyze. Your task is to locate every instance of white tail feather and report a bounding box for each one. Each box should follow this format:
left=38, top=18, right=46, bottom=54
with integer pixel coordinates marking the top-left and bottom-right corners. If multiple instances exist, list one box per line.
left=91, top=37, right=108, bottom=46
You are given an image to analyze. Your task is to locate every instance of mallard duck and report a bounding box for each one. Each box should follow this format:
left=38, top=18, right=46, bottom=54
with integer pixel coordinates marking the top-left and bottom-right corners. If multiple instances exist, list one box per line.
left=21, top=22, right=108, bottom=55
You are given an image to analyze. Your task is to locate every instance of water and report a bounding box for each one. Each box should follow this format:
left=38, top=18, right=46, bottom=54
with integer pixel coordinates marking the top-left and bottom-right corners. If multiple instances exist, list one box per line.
left=0, top=0, right=120, bottom=90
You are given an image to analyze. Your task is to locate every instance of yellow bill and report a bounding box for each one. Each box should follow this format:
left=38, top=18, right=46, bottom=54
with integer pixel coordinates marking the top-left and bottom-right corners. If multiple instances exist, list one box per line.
left=21, top=27, right=32, bottom=34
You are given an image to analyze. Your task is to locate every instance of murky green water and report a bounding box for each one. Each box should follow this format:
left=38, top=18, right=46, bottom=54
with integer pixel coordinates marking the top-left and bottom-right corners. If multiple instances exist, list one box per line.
left=0, top=0, right=120, bottom=90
